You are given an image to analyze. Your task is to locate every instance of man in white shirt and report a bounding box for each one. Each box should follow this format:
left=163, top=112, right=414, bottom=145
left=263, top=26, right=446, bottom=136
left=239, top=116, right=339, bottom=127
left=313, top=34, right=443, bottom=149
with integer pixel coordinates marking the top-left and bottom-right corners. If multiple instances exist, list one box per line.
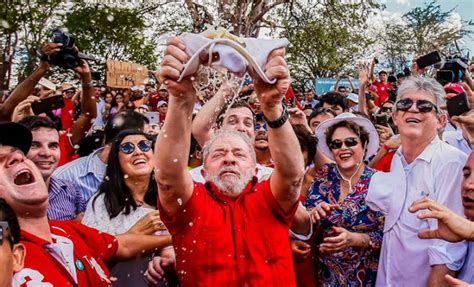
left=366, top=76, right=468, bottom=286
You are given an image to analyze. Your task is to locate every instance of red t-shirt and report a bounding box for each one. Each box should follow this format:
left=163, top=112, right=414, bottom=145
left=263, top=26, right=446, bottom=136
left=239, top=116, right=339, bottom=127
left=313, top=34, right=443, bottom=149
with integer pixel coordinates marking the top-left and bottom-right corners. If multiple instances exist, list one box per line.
left=14, top=220, right=118, bottom=287
left=61, top=98, right=75, bottom=131
left=373, top=81, right=394, bottom=106
left=159, top=177, right=298, bottom=287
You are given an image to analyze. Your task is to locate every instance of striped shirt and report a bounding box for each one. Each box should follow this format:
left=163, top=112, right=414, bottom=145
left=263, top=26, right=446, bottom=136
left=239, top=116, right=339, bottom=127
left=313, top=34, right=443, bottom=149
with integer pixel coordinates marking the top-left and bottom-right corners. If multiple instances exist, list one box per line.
left=51, top=148, right=106, bottom=204
left=48, top=177, right=86, bottom=220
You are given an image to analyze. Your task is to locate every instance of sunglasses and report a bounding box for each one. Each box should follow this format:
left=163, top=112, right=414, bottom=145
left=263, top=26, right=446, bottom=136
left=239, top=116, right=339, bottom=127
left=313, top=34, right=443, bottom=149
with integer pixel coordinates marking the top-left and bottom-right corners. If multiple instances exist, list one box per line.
left=396, top=98, right=438, bottom=113
left=379, top=107, right=393, bottom=113
left=255, top=123, right=268, bottom=131
left=0, top=221, right=12, bottom=246
left=120, top=140, right=153, bottom=154
left=328, top=137, right=359, bottom=150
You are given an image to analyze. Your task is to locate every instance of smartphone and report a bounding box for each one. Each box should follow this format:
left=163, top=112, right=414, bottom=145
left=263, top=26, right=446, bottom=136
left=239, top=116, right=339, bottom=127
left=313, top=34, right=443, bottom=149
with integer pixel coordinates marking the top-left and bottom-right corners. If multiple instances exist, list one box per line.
left=447, top=92, right=470, bottom=117
left=91, top=71, right=101, bottom=81
left=375, top=114, right=390, bottom=127
left=31, top=95, right=65, bottom=115
left=416, top=51, right=441, bottom=69
left=145, top=112, right=160, bottom=125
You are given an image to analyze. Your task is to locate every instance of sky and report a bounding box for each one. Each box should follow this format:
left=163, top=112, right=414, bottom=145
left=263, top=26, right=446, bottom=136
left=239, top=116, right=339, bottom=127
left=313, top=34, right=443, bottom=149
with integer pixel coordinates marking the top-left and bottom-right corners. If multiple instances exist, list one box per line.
left=380, top=0, right=474, bottom=55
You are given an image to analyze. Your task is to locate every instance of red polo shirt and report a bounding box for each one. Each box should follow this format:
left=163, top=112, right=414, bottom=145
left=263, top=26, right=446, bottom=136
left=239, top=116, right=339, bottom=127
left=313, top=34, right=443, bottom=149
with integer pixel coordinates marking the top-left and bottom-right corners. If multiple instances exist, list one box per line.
left=13, top=220, right=118, bottom=287
left=373, top=81, right=394, bottom=106
left=159, top=177, right=298, bottom=287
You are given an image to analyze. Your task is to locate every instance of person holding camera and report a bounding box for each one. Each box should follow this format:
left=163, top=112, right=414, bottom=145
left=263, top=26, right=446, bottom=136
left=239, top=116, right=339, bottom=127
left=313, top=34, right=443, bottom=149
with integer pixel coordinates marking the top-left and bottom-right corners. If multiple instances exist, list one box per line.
left=11, top=41, right=97, bottom=167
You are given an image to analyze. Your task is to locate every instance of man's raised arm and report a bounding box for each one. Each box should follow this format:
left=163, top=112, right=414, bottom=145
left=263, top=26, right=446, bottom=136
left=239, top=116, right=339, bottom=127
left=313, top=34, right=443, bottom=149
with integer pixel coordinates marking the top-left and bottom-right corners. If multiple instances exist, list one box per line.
left=0, top=43, right=62, bottom=121
left=253, top=48, right=305, bottom=213
left=154, top=37, right=195, bottom=217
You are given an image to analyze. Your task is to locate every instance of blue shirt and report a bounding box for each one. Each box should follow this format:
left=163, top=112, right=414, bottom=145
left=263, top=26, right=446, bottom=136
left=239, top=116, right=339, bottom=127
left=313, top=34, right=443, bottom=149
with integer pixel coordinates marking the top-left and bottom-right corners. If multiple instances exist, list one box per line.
left=51, top=148, right=106, bottom=204
left=48, top=177, right=86, bottom=220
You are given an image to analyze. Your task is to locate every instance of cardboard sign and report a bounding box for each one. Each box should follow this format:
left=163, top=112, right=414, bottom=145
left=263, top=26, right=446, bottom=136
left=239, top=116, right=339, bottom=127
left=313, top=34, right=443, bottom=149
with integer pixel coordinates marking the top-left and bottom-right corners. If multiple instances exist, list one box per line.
left=106, top=60, right=149, bottom=88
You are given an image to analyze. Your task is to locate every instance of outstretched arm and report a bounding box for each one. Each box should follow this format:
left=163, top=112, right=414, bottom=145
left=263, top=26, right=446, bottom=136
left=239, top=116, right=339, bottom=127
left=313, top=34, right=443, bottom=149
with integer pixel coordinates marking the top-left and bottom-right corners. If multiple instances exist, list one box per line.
left=253, top=48, right=305, bottom=213
left=69, top=60, right=97, bottom=145
left=154, top=37, right=195, bottom=217
left=0, top=43, right=63, bottom=120
left=191, top=83, right=234, bottom=147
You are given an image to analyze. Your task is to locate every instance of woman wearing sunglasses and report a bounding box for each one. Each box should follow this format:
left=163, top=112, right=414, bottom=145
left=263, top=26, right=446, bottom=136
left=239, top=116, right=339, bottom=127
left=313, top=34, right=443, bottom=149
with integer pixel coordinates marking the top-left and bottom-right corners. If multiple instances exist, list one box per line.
left=303, top=112, right=384, bottom=286
left=82, top=129, right=173, bottom=287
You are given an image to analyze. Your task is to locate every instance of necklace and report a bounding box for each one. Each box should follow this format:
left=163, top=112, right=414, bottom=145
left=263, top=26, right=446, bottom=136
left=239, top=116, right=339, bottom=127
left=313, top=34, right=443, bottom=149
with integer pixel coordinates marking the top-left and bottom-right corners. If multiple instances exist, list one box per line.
left=336, top=162, right=363, bottom=193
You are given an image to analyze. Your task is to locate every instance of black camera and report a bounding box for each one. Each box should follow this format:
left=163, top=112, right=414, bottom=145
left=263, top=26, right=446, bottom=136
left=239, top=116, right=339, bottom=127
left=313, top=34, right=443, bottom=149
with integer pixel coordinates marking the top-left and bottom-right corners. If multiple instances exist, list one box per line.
left=38, top=28, right=94, bottom=69
left=436, top=54, right=469, bottom=84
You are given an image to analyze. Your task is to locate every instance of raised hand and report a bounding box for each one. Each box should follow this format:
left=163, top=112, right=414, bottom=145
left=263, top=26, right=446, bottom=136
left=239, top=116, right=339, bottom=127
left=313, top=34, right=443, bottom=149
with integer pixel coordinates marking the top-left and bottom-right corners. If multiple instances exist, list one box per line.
left=127, top=210, right=166, bottom=235
left=251, top=48, right=290, bottom=114
left=11, top=96, right=40, bottom=122
left=409, top=197, right=474, bottom=242
left=157, top=37, right=195, bottom=98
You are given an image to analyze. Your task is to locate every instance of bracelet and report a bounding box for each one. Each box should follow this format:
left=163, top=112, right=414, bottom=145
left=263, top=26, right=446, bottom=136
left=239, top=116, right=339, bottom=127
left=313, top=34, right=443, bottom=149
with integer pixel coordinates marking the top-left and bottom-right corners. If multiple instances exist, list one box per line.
left=82, top=81, right=94, bottom=88
left=263, top=103, right=288, bottom=129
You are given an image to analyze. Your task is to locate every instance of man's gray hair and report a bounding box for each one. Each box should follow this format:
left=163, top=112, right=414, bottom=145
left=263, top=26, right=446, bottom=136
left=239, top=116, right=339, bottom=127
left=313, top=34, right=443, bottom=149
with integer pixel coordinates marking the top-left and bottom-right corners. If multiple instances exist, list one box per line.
left=396, top=76, right=446, bottom=115
left=202, top=130, right=257, bottom=167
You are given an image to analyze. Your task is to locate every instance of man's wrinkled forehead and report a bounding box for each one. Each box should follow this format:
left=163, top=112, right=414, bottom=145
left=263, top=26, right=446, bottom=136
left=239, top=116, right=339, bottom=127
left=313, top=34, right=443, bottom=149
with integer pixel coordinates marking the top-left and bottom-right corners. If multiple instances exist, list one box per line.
left=224, top=107, right=254, bottom=122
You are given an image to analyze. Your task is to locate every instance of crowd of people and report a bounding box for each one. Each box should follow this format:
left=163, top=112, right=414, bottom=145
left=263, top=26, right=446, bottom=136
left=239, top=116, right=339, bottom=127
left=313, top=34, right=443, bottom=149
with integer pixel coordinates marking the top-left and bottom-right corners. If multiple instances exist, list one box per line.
left=1, top=32, right=474, bottom=287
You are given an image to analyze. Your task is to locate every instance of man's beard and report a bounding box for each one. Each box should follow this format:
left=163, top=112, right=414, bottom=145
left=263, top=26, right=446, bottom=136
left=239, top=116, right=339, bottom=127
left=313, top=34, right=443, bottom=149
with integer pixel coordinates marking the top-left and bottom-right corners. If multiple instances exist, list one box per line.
left=205, top=166, right=255, bottom=197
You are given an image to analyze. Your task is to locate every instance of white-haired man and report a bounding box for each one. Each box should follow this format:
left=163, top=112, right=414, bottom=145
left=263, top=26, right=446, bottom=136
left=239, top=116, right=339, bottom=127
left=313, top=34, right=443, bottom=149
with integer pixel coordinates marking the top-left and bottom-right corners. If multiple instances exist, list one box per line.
left=367, top=76, right=468, bottom=286
left=151, top=36, right=305, bottom=286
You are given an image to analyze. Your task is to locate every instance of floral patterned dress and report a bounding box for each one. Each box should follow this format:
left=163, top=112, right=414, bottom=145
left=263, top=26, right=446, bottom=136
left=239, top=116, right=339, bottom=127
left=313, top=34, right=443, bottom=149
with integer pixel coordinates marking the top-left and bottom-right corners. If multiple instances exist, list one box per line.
left=304, top=163, right=384, bottom=287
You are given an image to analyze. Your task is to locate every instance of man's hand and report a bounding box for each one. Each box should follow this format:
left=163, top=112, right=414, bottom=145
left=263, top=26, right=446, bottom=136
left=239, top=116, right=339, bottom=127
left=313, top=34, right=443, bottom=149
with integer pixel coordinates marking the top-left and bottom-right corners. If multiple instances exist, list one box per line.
left=157, top=37, right=194, bottom=98
left=290, top=240, right=311, bottom=262
left=73, top=59, right=92, bottom=80
left=38, top=42, right=63, bottom=70
left=127, top=210, right=166, bottom=235
left=252, top=48, right=290, bottom=117
left=445, top=274, right=474, bottom=287
left=319, top=227, right=355, bottom=253
left=11, top=96, right=39, bottom=122
left=411, top=59, right=427, bottom=76
left=144, top=255, right=176, bottom=285
left=409, top=197, right=474, bottom=242
left=309, top=202, right=339, bottom=222
left=288, top=107, right=312, bottom=132
left=358, top=64, right=370, bottom=85
left=452, top=110, right=474, bottom=143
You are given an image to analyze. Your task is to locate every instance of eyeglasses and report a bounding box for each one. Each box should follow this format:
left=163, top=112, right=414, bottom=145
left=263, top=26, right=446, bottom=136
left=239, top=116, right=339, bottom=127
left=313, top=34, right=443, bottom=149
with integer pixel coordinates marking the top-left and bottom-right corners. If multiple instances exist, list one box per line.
left=396, top=98, right=438, bottom=113
left=379, top=107, right=393, bottom=113
left=255, top=123, right=268, bottom=131
left=328, top=137, right=359, bottom=150
left=0, top=221, right=12, bottom=246
left=119, top=140, right=153, bottom=154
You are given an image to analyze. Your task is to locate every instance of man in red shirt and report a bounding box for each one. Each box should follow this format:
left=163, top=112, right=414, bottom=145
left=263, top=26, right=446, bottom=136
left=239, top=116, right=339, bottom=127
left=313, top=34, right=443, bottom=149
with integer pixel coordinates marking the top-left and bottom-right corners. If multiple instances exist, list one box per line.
left=371, top=70, right=394, bottom=106
left=0, top=122, right=172, bottom=286
left=151, top=36, right=304, bottom=286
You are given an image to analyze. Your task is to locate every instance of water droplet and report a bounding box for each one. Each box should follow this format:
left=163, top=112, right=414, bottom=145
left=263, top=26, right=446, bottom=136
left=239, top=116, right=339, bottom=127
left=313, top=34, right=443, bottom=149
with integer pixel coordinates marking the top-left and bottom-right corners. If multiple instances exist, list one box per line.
left=173, top=158, right=178, bottom=163
left=107, top=244, right=113, bottom=249
left=163, top=134, right=168, bottom=138
left=192, top=240, right=196, bottom=244
left=188, top=222, right=193, bottom=227
left=124, top=174, right=129, bottom=179
left=181, top=247, right=187, bottom=251
left=105, top=176, right=110, bottom=181
left=228, top=254, right=232, bottom=257
left=73, top=144, right=80, bottom=149
left=190, top=76, right=195, bottom=81
left=107, top=15, right=114, bottom=22
left=94, top=138, right=100, bottom=142
left=177, top=198, right=183, bottom=205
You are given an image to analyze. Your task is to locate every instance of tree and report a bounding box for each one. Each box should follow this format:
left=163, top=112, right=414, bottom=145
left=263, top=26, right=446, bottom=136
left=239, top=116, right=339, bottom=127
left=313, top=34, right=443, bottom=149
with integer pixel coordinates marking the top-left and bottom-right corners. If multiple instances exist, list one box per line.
left=379, top=0, right=474, bottom=71
left=277, top=0, right=382, bottom=83
left=65, top=5, right=158, bottom=72
left=0, top=0, right=63, bottom=88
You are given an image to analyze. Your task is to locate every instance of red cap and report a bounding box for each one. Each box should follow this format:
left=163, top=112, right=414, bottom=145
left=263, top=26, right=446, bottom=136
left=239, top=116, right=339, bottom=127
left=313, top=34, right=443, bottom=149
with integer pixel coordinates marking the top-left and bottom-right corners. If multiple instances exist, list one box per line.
left=444, top=83, right=464, bottom=94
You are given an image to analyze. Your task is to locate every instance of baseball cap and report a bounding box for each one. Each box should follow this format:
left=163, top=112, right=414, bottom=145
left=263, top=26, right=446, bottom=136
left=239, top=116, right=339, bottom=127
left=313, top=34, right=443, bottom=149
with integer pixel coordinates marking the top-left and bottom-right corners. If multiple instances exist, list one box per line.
left=0, top=122, right=32, bottom=155
left=346, top=93, right=359, bottom=103
left=444, top=83, right=464, bottom=95
left=157, top=100, right=168, bottom=107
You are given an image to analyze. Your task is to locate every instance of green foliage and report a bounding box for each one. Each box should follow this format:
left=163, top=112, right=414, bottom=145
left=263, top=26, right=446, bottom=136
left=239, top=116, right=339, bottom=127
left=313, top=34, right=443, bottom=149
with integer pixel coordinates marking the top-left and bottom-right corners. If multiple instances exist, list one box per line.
left=278, top=1, right=380, bottom=83
left=65, top=5, right=157, bottom=70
